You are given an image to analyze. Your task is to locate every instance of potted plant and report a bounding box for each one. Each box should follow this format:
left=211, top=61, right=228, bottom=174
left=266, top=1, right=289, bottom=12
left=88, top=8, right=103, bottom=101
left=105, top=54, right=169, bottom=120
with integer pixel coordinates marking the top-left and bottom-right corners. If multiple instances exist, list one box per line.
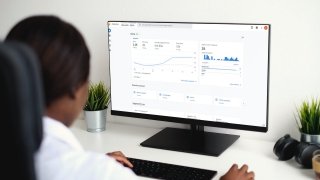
left=83, top=81, right=111, bottom=132
left=295, top=98, right=320, bottom=143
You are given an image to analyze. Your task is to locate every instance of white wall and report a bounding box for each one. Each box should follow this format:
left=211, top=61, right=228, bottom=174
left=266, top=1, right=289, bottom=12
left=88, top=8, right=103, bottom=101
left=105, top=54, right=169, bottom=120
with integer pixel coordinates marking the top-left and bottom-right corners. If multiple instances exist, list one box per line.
left=1, top=0, right=320, bottom=142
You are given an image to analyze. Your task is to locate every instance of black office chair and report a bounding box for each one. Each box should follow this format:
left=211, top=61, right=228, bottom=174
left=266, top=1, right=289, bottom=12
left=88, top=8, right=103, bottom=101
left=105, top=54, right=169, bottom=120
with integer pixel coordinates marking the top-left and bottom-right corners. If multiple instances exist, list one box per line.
left=0, top=42, right=44, bottom=180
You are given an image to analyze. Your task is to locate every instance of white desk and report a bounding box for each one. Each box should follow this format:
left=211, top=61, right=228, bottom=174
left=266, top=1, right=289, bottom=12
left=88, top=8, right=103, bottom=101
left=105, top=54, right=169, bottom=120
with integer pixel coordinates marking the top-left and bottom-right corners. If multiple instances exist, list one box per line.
left=71, top=119, right=314, bottom=180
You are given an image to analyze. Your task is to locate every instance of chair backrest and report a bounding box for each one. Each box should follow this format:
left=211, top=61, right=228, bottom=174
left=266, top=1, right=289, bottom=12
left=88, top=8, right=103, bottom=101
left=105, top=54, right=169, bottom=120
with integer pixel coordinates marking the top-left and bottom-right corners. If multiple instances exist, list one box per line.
left=0, top=42, right=44, bottom=180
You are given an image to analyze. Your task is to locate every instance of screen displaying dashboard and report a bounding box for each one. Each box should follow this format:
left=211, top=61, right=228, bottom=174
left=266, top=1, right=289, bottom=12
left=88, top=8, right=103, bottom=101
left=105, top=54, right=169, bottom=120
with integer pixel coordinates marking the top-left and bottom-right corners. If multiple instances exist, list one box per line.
left=108, top=21, right=270, bottom=132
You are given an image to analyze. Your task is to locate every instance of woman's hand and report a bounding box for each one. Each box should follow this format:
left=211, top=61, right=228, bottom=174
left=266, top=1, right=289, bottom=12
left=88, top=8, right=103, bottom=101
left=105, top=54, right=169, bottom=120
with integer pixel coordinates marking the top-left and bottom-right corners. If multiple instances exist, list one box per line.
left=106, top=151, right=133, bottom=168
left=220, top=164, right=255, bottom=180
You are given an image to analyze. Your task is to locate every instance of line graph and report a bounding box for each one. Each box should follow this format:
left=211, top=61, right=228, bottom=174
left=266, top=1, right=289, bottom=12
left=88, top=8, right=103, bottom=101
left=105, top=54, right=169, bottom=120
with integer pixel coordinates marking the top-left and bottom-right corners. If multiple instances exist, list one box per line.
left=134, top=56, right=195, bottom=67
left=205, top=67, right=239, bottom=71
left=133, top=56, right=197, bottom=83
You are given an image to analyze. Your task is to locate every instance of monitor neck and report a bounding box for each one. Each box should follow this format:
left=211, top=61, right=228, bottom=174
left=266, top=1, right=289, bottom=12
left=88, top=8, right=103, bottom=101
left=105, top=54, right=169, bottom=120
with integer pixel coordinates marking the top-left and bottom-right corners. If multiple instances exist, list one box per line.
left=190, top=124, right=204, bottom=133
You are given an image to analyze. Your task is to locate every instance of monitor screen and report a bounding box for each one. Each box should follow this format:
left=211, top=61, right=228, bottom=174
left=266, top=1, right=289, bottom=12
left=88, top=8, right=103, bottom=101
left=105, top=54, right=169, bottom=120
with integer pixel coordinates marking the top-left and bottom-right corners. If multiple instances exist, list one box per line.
left=108, top=21, right=270, bottom=156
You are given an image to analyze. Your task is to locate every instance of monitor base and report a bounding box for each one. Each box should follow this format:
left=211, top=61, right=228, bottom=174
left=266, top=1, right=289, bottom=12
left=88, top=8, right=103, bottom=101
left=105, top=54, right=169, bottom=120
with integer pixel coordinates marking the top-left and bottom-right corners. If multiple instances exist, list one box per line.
left=140, top=126, right=239, bottom=156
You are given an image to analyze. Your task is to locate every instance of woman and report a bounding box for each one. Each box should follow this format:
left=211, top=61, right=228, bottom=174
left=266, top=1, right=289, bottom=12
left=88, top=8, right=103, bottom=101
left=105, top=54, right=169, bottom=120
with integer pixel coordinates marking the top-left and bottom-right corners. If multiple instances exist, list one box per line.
left=5, top=15, right=254, bottom=180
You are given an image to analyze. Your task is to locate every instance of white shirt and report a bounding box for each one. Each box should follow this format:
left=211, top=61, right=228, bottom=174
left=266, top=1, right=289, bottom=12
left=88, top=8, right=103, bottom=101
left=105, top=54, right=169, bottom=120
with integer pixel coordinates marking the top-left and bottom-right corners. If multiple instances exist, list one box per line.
left=35, top=116, right=138, bottom=180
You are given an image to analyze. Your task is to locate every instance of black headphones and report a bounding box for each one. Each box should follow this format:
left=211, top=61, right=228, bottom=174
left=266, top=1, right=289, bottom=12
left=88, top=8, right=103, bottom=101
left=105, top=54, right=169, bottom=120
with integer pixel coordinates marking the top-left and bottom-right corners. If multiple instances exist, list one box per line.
left=273, top=134, right=320, bottom=168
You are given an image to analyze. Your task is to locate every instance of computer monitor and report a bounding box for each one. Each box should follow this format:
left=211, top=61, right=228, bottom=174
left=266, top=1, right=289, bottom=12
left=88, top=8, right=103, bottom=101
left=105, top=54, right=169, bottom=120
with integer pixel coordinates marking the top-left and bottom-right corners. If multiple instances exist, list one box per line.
left=108, top=21, right=270, bottom=156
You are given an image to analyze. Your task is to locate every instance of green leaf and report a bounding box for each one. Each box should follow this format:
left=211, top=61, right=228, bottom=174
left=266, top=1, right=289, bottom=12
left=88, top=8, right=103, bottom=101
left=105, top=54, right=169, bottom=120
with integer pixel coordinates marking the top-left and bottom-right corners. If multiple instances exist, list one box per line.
left=296, top=98, right=320, bottom=134
left=83, top=81, right=111, bottom=111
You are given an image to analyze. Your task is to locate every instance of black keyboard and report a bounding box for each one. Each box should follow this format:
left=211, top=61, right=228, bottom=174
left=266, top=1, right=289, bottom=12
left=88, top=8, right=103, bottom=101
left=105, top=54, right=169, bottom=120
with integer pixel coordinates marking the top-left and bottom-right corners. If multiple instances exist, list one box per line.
left=127, top=157, right=217, bottom=180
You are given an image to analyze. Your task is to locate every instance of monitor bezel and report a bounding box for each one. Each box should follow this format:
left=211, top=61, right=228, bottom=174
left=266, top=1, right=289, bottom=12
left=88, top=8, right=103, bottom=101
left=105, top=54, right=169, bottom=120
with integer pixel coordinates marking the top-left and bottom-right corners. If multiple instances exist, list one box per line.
left=108, top=20, right=270, bottom=133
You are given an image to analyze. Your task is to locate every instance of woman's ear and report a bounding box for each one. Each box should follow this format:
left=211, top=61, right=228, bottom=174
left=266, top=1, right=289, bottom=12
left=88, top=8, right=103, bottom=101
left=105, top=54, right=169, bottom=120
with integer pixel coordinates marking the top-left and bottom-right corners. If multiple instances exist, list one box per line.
left=68, top=88, right=76, bottom=99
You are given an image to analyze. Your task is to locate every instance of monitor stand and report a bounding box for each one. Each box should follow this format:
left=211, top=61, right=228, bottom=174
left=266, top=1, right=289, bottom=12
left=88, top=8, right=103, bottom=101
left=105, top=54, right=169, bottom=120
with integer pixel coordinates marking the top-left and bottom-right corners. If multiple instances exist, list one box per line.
left=140, top=124, right=240, bottom=156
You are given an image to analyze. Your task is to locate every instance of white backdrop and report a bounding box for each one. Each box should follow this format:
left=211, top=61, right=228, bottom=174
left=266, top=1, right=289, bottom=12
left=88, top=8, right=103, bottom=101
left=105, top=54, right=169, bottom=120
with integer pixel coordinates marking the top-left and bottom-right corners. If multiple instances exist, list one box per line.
left=1, top=0, right=320, bottom=142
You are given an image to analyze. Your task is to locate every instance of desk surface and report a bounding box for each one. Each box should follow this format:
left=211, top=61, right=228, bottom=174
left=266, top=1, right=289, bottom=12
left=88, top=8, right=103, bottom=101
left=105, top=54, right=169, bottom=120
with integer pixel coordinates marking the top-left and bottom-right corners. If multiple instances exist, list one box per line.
left=71, top=119, right=314, bottom=180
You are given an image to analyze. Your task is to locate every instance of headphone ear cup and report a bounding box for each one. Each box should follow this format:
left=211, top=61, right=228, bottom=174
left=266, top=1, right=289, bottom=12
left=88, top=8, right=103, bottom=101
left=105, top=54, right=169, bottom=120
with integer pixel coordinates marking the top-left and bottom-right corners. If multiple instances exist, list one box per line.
left=295, top=143, right=320, bottom=168
left=273, top=134, right=299, bottom=160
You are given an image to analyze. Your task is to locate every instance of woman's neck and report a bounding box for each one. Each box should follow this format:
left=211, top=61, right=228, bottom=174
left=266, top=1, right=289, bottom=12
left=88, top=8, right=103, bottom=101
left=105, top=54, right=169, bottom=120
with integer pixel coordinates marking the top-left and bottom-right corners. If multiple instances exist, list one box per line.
left=45, top=96, right=75, bottom=127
